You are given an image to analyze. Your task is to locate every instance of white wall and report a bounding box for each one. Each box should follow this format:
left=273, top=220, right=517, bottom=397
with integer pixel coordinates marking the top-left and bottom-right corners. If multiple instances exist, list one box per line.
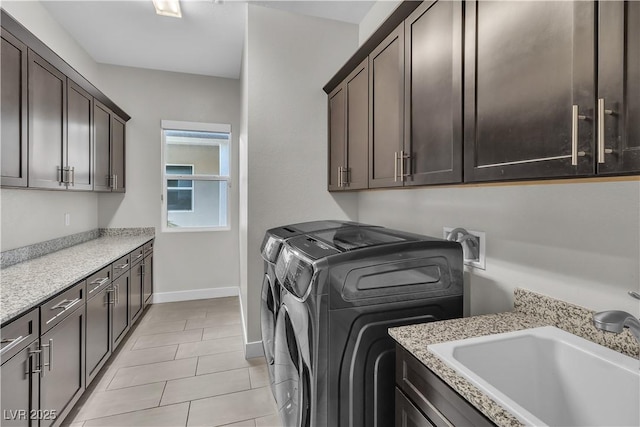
left=95, top=64, right=241, bottom=295
left=357, top=2, right=640, bottom=317
left=240, top=5, right=360, bottom=342
left=359, top=181, right=640, bottom=317
left=358, top=0, right=401, bottom=45
left=0, top=1, right=99, bottom=251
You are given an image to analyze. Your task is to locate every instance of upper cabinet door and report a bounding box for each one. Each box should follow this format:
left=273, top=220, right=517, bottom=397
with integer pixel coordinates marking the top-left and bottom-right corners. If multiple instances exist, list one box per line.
left=464, top=1, right=595, bottom=182
left=597, top=1, right=640, bottom=175
left=328, top=84, right=347, bottom=191
left=111, top=115, right=126, bottom=192
left=1, top=29, right=28, bottom=188
left=28, top=50, right=67, bottom=189
left=369, top=24, right=405, bottom=188
left=94, top=101, right=112, bottom=192
left=404, top=0, right=463, bottom=186
left=345, top=59, right=369, bottom=190
left=67, top=80, right=93, bottom=190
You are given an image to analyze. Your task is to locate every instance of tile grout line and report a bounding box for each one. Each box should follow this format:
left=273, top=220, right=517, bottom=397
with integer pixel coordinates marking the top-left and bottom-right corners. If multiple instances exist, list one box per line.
left=185, top=401, right=191, bottom=427
left=159, top=381, right=168, bottom=407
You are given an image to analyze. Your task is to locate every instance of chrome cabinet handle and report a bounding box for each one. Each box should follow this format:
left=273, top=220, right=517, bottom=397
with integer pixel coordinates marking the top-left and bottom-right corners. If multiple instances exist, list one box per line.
left=597, top=98, right=614, bottom=164
left=115, top=284, right=120, bottom=305
left=337, top=166, right=342, bottom=187
left=39, top=339, right=53, bottom=376
left=343, top=167, right=349, bottom=187
left=135, top=253, right=143, bottom=260
left=46, top=298, right=82, bottom=325
left=28, top=347, right=42, bottom=376
left=105, top=286, right=115, bottom=305
left=57, top=166, right=64, bottom=185
left=89, top=277, right=110, bottom=293
left=0, top=335, right=28, bottom=356
left=51, top=298, right=81, bottom=311
left=571, top=105, right=587, bottom=166
left=69, top=166, right=75, bottom=186
left=115, top=263, right=129, bottom=270
left=394, top=152, right=399, bottom=182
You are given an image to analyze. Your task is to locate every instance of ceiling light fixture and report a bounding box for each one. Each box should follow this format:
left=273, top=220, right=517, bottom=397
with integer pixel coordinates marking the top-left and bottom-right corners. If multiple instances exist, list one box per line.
left=152, top=0, right=182, bottom=18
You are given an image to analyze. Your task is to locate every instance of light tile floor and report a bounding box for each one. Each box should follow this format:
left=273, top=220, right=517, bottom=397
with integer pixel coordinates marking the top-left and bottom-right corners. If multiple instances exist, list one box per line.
left=65, top=297, right=281, bottom=427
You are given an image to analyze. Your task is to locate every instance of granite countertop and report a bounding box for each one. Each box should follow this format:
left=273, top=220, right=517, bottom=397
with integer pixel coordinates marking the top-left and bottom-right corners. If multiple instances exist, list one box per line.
left=389, top=288, right=640, bottom=427
left=390, top=312, right=549, bottom=427
left=1, top=234, right=154, bottom=324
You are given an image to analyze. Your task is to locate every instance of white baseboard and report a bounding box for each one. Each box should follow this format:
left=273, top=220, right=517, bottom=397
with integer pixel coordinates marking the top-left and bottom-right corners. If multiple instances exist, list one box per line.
left=245, top=340, right=264, bottom=359
left=238, top=288, right=265, bottom=359
left=152, top=286, right=239, bottom=304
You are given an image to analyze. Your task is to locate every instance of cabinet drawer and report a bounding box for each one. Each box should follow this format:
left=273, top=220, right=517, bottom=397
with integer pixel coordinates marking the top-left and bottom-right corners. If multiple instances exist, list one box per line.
left=0, top=308, right=39, bottom=364
left=112, top=253, right=130, bottom=278
left=40, top=281, right=85, bottom=334
left=396, top=387, right=434, bottom=427
left=143, top=240, right=154, bottom=255
left=87, top=265, right=111, bottom=298
left=130, top=246, right=144, bottom=266
left=396, top=345, right=495, bottom=427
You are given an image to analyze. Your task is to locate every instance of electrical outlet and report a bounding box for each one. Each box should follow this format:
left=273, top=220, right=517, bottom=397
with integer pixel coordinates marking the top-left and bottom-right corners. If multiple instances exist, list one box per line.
left=64, top=213, right=70, bottom=226
left=443, top=227, right=486, bottom=270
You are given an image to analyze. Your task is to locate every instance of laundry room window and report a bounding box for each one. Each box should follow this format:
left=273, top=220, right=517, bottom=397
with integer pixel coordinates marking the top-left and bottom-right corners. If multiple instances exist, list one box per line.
left=161, top=120, right=231, bottom=232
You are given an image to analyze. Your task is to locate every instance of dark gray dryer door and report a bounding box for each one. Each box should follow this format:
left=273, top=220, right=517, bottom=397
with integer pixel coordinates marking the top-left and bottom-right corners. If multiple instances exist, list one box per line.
left=260, top=272, right=278, bottom=394
left=273, top=297, right=311, bottom=427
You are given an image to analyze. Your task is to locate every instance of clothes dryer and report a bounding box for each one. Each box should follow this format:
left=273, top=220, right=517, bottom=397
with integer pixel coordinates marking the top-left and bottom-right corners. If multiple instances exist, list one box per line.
left=273, top=226, right=463, bottom=427
left=259, top=220, right=371, bottom=396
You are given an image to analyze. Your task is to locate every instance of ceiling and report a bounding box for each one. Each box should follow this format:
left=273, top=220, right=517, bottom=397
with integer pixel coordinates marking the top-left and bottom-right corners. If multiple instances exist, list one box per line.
left=41, top=0, right=375, bottom=79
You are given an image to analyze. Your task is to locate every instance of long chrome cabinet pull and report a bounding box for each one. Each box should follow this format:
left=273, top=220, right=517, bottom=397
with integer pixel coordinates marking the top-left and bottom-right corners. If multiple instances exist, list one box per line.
left=571, top=105, right=587, bottom=166
left=115, top=263, right=129, bottom=270
left=89, top=277, right=110, bottom=293
left=337, top=166, right=342, bottom=187
left=597, top=98, right=614, bottom=164
left=0, top=335, right=28, bottom=356
left=39, top=339, right=53, bottom=377
left=28, top=347, right=42, bottom=376
left=399, top=150, right=410, bottom=181
left=394, top=152, right=399, bottom=182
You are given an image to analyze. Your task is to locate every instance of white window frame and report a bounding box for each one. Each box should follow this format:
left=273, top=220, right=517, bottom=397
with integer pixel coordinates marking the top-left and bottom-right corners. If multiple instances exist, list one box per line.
left=161, top=120, right=231, bottom=233
left=166, top=164, right=195, bottom=212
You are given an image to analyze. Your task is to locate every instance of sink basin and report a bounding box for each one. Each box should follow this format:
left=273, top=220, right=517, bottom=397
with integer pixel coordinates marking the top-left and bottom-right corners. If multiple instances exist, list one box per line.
left=428, top=326, right=640, bottom=426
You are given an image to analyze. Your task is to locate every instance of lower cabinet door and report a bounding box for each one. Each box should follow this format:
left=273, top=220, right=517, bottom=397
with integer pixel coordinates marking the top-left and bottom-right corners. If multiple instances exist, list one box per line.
left=143, top=253, right=153, bottom=306
left=85, top=286, right=112, bottom=385
left=111, top=271, right=130, bottom=349
left=130, top=262, right=143, bottom=323
left=0, top=341, right=40, bottom=427
left=39, top=306, right=85, bottom=427
left=396, top=388, right=434, bottom=427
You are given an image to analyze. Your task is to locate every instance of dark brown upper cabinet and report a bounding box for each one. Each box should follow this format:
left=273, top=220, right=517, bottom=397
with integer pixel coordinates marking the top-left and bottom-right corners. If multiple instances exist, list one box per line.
left=1, top=28, right=28, bottom=188
left=464, top=1, right=596, bottom=182
left=67, top=80, right=93, bottom=191
left=111, top=115, right=126, bottom=193
left=328, top=84, right=346, bottom=191
left=94, top=100, right=126, bottom=193
left=1, top=9, right=129, bottom=193
left=597, top=1, right=640, bottom=175
left=403, top=0, right=463, bottom=186
left=328, top=58, right=369, bottom=191
left=28, top=50, right=68, bottom=190
left=369, top=24, right=405, bottom=188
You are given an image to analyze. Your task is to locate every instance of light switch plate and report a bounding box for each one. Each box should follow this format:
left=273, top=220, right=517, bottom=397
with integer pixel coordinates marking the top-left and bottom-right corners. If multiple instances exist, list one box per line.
left=443, top=227, right=486, bottom=270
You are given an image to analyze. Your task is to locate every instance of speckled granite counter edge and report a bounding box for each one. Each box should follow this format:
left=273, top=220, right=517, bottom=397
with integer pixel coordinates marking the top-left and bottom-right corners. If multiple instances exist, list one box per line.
left=1, top=231, right=155, bottom=324
left=389, top=288, right=640, bottom=427
left=1, top=228, right=154, bottom=268
left=1, top=229, right=100, bottom=268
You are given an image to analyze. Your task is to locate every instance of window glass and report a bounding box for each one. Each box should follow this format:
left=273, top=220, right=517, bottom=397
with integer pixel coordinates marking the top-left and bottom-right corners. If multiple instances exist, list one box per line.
left=161, top=121, right=231, bottom=231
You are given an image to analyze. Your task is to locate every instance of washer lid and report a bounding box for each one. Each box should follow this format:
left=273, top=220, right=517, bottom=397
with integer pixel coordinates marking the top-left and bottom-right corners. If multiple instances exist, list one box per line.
left=260, top=220, right=366, bottom=263
left=311, top=227, right=417, bottom=253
